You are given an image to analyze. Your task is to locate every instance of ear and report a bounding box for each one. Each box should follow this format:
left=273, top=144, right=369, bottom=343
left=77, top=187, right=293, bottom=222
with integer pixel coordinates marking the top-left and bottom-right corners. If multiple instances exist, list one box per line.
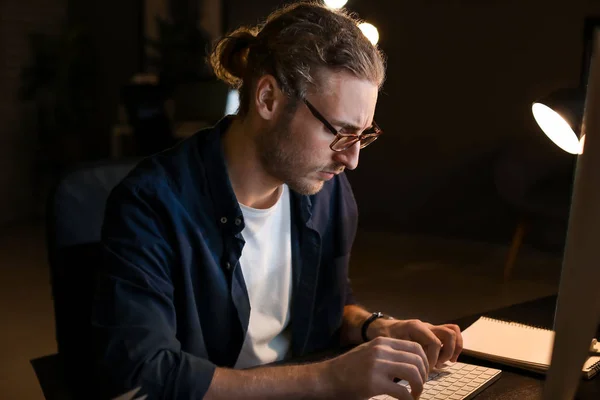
left=253, top=75, right=285, bottom=121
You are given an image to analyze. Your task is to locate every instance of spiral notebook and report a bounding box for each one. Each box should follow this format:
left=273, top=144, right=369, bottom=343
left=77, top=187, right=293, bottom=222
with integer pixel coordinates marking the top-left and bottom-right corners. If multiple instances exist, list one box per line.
left=462, top=316, right=600, bottom=379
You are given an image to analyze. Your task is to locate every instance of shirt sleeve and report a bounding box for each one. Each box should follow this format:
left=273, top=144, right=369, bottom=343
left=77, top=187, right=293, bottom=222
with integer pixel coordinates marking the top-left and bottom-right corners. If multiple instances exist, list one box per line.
left=92, top=181, right=216, bottom=400
left=345, top=278, right=357, bottom=306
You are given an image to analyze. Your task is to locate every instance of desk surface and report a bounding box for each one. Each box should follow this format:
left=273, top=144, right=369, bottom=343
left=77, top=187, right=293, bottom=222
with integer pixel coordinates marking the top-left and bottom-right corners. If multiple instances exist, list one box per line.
left=32, top=296, right=599, bottom=400
left=451, top=295, right=600, bottom=400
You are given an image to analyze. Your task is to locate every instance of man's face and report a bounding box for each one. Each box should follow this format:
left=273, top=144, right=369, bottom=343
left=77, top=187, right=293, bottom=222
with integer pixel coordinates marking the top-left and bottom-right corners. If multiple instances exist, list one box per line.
left=257, top=70, right=379, bottom=195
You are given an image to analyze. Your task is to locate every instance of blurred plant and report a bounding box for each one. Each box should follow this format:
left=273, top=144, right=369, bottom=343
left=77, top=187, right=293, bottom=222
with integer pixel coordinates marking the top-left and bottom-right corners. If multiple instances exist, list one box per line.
left=145, top=0, right=214, bottom=92
left=19, top=22, right=95, bottom=153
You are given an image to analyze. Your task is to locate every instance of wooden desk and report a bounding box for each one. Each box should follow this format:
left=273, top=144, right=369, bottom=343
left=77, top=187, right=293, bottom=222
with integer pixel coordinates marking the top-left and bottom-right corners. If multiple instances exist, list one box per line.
left=451, top=295, right=600, bottom=399
left=281, top=296, right=600, bottom=399
left=32, top=296, right=600, bottom=399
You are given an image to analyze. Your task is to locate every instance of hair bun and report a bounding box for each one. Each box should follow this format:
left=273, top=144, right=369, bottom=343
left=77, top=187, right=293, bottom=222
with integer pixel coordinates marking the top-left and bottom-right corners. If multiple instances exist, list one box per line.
left=210, top=27, right=258, bottom=88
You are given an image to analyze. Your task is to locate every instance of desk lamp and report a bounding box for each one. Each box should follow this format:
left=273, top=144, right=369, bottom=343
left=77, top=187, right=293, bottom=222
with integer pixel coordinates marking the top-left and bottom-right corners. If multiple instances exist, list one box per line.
left=534, top=27, right=600, bottom=400
left=532, top=87, right=585, bottom=154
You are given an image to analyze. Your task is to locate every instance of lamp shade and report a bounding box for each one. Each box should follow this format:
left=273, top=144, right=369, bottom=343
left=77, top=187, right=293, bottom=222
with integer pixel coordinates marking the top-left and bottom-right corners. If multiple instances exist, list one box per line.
left=532, top=87, right=585, bottom=154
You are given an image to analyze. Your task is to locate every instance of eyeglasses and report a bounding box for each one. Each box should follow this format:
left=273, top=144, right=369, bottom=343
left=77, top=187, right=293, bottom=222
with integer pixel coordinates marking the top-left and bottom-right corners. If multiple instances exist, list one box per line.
left=303, top=99, right=383, bottom=152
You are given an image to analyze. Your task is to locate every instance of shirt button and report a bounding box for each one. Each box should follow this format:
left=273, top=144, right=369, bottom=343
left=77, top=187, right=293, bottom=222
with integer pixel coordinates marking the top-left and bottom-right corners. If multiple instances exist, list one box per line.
left=225, top=262, right=232, bottom=270
left=234, top=218, right=242, bottom=226
left=220, top=217, right=227, bottom=224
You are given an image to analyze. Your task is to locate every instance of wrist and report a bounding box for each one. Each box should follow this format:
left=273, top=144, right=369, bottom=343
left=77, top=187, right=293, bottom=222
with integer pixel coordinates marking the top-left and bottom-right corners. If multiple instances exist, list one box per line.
left=318, top=359, right=344, bottom=398
left=366, top=316, right=391, bottom=340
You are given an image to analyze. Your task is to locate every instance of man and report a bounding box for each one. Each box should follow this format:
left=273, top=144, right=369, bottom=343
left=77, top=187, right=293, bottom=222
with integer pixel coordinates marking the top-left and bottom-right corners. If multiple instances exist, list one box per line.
left=92, top=2, right=463, bottom=399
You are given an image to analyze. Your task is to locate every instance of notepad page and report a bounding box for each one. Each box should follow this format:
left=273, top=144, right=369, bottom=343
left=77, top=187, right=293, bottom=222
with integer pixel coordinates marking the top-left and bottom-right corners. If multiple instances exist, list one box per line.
left=584, top=356, right=600, bottom=371
left=462, top=317, right=555, bottom=367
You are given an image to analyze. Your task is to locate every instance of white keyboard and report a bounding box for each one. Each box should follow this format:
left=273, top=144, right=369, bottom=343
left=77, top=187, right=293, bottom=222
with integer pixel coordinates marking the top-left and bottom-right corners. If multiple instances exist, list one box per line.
left=370, top=362, right=502, bottom=400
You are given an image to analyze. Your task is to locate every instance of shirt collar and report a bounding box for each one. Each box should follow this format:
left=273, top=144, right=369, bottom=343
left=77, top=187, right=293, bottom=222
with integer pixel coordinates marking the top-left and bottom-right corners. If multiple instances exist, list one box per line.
left=198, top=116, right=314, bottom=233
left=198, top=116, right=244, bottom=234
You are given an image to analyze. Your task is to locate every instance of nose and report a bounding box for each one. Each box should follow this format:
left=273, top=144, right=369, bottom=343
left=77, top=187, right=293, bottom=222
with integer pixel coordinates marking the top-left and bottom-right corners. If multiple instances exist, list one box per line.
left=333, top=140, right=360, bottom=170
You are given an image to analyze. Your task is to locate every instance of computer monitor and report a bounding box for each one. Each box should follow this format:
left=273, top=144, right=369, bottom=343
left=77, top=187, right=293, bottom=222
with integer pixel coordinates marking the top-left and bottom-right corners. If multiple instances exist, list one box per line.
left=580, top=18, right=600, bottom=89
left=542, top=26, right=600, bottom=400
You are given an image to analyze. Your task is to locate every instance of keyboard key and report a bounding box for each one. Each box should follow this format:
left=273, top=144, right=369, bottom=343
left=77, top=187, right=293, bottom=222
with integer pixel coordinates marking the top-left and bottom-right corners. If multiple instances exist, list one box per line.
left=368, top=362, right=501, bottom=400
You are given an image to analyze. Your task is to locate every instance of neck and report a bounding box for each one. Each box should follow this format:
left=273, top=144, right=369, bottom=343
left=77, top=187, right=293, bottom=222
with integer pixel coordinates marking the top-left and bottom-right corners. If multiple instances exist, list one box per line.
left=223, top=115, right=283, bottom=209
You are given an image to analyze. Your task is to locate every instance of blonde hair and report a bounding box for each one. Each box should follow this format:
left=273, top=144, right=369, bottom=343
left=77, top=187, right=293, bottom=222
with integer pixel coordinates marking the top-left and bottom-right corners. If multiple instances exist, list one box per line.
left=210, top=1, right=386, bottom=115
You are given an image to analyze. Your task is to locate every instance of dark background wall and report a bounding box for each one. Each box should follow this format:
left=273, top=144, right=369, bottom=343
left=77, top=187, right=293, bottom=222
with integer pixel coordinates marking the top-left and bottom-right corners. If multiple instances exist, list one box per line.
left=3, top=0, right=599, bottom=246
left=226, top=0, right=600, bottom=245
left=0, top=0, right=142, bottom=224
left=345, top=0, right=596, bottom=241
left=67, top=0, right=143, bottom=159
left=0, top=0, right=67, bottom=225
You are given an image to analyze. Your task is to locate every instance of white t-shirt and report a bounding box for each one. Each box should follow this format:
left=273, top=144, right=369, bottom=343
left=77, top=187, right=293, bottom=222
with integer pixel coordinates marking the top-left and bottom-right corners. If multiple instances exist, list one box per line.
left=234, top=184, right=292, bottom=369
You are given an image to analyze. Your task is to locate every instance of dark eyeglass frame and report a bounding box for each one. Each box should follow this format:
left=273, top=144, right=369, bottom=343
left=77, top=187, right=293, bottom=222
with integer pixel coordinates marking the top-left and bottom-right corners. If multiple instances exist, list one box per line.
left=303, top=99, right=383, bottom=152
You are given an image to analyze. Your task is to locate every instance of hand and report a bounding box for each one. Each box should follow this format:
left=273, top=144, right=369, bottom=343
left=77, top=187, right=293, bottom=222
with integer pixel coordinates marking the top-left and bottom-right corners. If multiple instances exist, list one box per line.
left=323, top=336, right=429, bottom=400
left=370, top=319, right=463, bottom=370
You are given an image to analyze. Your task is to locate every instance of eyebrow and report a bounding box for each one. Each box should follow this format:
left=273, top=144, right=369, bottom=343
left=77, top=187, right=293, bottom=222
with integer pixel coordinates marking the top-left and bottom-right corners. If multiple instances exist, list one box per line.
left=331, top=120, right=373, bottom=132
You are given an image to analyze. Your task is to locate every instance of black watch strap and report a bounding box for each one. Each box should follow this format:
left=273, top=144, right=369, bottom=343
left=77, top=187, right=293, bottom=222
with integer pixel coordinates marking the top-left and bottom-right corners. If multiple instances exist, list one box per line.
left=361, top=312, right=386, bottom=342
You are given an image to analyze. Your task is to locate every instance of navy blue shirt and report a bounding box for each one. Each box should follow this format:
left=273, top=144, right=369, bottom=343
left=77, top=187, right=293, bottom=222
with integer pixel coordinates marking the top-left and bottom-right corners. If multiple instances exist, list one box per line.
left=92, top=117, right=358, bottom=399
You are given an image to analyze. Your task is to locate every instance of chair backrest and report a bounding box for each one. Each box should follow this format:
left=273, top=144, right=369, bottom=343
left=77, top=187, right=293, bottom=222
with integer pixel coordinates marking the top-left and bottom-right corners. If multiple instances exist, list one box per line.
left=46, top=159, right=139, bottom=391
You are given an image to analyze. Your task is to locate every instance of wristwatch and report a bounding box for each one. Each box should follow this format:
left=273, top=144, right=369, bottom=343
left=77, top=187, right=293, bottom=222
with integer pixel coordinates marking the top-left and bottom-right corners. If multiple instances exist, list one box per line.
left=361, top=311, right=392, bottom=342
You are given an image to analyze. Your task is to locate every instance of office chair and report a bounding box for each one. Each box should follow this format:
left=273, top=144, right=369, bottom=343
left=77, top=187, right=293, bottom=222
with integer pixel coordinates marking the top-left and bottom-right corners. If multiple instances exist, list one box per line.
left=31, top=159, right=139, bottom=399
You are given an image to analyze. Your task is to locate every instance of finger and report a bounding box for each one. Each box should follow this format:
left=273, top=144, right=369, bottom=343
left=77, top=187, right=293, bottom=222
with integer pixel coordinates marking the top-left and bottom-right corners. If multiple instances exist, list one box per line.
left=390, top=349, right=428, bottom=382
left=374, top=337, right=430, bottom=375
left=405, top=323, right=442, bottom=370
left=380, top=361, right=425, bottom=400
left=433, top=327, right=456, bottom=366
left=433, top=325, right=462, bottom=365
left=379, top=379, right=413, bottom=400
left=444, top=324, right=463, bottom=362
